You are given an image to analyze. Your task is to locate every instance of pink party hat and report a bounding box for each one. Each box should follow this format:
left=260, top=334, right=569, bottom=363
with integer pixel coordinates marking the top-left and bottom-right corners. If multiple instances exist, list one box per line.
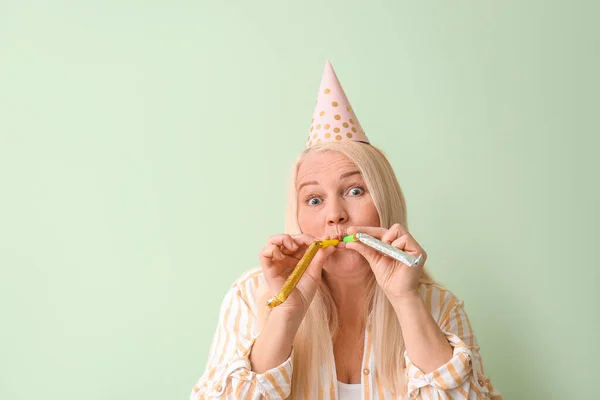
left=307, top=61, right=369, bottom=148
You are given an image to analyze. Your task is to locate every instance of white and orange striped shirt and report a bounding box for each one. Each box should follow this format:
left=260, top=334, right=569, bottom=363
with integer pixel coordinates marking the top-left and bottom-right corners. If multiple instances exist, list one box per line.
left=190, top=268, right=501, bottom=399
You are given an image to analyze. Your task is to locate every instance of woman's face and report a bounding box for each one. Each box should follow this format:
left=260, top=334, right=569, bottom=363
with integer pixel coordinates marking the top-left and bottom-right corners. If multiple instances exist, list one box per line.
left=296, top=151, right=380, bottom=242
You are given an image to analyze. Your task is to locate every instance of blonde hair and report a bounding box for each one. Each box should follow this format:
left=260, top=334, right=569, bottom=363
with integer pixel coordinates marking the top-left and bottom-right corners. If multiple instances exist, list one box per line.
left=259, top=141, right=436, bottom=398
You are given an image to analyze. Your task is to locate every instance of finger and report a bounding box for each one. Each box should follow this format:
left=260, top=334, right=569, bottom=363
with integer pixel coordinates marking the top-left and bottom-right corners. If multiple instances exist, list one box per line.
left=345, top=240, right=381, bottom=264
left=391, top=236, right=425, bottom=260
left=285, top=234, right=318, bottom=258
left=286, top=235, right=299, bottom=250
left=281, top=236, right=299, bottom=254
left=390, top=236, right=409, bottom=252
left=347, top=226, right=387, bottom=239
left=305, top=236, right=332, bottom=267
left=306, top=245, right=336, bottom=274
left=259, top=243, right=280, bottom=260
left=390, top=223, right=408, bottom=236
left=267, top=234, right=295, bottom=248
left=272, top=246, right=285, bottom=261
left=381, top=224, right=403, bottom=244
left=291, top=234, right=315, bottom=247
left=287, top=234, right=334, bottom=261
left=313, top=244, right=336, bottom=263
left=266, top=234, right=299, bottom=256
left=260, top=243, right=291, bottom=261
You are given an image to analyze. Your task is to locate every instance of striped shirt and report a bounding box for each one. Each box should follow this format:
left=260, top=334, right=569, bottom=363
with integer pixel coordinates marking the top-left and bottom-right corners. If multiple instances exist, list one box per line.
left=190, top=267, right=502, bottom=399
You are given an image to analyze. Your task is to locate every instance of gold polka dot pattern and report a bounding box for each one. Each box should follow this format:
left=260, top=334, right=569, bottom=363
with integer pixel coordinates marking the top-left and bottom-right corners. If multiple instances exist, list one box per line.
left=306, top=61, right=370, bottom=148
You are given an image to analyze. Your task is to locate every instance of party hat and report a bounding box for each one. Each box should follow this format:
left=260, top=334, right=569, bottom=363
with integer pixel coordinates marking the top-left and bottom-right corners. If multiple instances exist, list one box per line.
left=307, top=61, right=369, bottom=148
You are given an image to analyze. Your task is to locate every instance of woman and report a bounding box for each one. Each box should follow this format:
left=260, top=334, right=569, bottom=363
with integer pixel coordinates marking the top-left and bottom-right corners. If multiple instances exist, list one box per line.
left=190, top=61, right=502, bottom=399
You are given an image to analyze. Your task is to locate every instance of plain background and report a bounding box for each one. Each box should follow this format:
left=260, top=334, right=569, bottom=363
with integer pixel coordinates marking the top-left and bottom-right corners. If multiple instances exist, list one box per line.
left=1, top=1, right=598, bottom=399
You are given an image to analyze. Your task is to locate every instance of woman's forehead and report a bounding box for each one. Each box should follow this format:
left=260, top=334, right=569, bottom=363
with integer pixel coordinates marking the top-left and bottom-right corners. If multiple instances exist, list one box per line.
left=297, top=151, right=359, bottom=181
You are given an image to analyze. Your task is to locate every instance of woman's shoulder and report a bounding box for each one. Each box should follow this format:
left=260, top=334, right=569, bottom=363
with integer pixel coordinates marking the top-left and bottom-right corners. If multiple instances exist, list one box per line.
left=232, top=266, right=265, bottom=287
left=225, top=266, right=267, bottom=307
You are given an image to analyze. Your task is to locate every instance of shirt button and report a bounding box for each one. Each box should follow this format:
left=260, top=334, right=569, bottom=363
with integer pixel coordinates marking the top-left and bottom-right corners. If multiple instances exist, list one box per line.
left=363, top=368, right=370, bottom=375
left=213, top=383, right=223, bottom=392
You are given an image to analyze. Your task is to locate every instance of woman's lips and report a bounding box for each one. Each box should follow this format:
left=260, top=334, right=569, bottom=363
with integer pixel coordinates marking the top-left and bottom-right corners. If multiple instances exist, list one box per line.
left=328, top=232, right=348, bottom=247
left=331, top=229, right=348, bottom=241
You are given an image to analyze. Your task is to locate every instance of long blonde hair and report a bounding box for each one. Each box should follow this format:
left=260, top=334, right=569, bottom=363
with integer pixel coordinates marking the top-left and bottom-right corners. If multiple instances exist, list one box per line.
left=259, top=141, right=436, bottom=398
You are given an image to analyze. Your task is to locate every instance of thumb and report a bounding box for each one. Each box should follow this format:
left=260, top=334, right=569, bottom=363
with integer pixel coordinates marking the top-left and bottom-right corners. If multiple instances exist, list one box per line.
left=306, top=245, right=336, bottom=274
left=345, top=241, right=380, bottom=265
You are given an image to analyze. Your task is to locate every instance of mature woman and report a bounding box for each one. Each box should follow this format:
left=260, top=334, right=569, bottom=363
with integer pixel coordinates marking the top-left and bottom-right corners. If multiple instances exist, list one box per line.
left=190, top=61, right=502, bottom=399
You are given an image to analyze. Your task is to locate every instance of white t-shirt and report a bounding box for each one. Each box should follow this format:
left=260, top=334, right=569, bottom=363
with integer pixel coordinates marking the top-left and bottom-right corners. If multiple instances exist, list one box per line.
left=337, top=381, right=361, bottom=400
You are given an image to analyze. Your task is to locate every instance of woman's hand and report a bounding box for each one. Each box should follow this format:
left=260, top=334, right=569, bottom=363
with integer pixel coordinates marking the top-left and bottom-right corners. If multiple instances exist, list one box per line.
left=345, top=224, right=427, bottom=300
left=259, top=233, right=336, bottom=317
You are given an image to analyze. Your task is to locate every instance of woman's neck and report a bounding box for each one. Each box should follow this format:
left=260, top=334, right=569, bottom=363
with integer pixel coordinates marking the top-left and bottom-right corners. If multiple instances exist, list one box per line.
left=324, top=272, right=369, bottom=327
left=323, top=250, right=373, bottom=326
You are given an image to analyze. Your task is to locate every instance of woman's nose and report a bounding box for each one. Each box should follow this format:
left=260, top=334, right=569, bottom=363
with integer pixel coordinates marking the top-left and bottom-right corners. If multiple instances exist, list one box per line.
left=327, top=216, right=347, bottom=225
left=326, top=200, right=349, bottom=225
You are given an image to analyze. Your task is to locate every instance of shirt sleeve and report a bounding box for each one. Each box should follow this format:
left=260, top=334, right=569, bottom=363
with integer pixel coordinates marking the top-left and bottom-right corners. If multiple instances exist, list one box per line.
left=190, top=283, right=293, bottom=400
left=404, top=295, right=503, bottom=399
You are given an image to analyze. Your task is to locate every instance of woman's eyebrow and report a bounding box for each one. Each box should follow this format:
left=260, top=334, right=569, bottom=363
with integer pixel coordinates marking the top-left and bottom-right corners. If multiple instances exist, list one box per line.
left=340, top=170, right=361, bottom=179
left=298, top=171, right=361, bottom=191
left=298, top=180, right=318, bottom=191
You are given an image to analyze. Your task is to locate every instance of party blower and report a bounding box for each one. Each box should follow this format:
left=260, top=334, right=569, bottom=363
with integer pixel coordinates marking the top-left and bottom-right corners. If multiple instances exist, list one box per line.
left=267, top=233, right=423, bottom=308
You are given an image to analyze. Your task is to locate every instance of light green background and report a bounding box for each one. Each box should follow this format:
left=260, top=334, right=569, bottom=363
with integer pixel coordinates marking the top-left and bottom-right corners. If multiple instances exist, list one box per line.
left=1, top=1, right=598, bottom=399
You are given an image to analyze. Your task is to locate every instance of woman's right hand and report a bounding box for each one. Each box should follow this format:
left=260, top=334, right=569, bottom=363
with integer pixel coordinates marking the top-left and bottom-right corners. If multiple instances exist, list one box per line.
left=259, top=233, right=335, bottom=318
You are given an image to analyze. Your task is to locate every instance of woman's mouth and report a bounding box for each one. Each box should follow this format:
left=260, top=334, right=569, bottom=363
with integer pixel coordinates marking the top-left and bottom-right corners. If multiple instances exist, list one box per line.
left=329, top=229, right=349, bottom=246
left=336, top=228, right=349, bottom=240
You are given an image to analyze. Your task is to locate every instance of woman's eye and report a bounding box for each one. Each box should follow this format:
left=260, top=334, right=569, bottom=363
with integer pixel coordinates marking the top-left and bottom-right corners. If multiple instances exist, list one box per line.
left=308, top=197, right=323, bottom=206
left=348, top=187, right=364, bottom=196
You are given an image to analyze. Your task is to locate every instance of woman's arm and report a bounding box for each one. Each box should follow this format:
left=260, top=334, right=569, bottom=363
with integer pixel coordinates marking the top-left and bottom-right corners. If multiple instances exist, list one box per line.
left=249, top=307, right=302, bottom=373
left=190, top=283, right=295, bottom=400
left=390, top=292, right=453, bottom=373
left=392, top=286, right=503, bottom=399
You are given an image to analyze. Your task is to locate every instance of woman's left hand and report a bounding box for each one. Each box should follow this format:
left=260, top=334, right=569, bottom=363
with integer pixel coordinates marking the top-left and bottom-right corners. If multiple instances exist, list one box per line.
left=345, top=224, right=428, bottom=301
